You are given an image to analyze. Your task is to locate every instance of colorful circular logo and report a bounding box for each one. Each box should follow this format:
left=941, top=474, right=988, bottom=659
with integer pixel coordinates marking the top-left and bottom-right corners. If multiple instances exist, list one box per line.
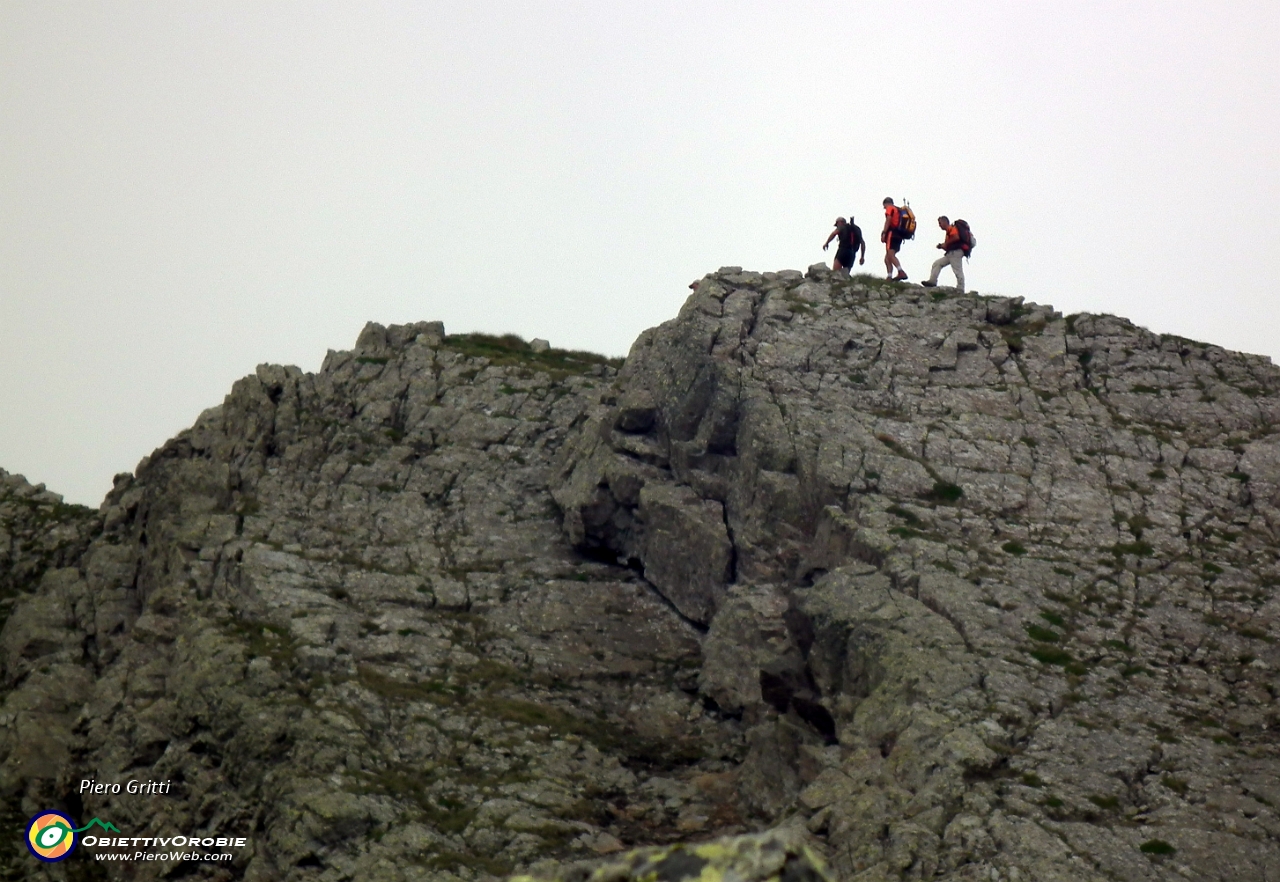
left=26, top=811, right=76, bottom=862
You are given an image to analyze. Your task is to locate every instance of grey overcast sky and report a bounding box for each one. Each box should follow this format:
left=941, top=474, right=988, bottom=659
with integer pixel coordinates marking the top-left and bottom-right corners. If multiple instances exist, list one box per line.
left=2, top=2, right=1278, bottom=506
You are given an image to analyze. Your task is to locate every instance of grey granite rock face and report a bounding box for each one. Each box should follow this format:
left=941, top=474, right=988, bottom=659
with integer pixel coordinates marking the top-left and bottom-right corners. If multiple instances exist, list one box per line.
left=0, top=470, right=98, bottom=611
left=2, top=271, right=1279, bottom=881
left=553, top=270, right=1280, bottom=881
left=0, top=472, right=100, bottom=862
left=0, top=330, right=751, bottom=880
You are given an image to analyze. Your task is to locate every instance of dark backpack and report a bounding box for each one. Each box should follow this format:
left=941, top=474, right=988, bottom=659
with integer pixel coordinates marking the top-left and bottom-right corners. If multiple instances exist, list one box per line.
left=954, top=219, right=975, bottom=256
left=845, top=220, right=863, bottom=252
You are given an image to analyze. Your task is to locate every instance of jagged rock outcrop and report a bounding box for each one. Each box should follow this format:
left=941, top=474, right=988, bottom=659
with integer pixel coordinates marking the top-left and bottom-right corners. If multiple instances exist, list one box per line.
left=0, top=328, right=753, bottom=880
left=1, top=268, right=1278, bottom=882
left=0, top=471, right=98, bottom=606
left=0, top=473, right=100, bottom=866
left=554, top=266, right=1280, bottom=881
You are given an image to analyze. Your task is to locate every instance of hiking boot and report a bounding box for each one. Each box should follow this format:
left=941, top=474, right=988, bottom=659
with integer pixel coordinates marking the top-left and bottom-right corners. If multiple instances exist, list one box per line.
left=920, top=281, right=937, bottom=288
left=895, top=271, right=909, bottom=281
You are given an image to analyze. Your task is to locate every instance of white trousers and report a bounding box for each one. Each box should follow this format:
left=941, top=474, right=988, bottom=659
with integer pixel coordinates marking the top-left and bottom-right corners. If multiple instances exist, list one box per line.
left=928, top=251, right=965, bottom=292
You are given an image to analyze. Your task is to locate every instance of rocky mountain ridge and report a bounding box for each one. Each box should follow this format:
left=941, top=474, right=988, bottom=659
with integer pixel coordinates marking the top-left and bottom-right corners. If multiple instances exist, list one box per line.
left=1, top=268, right=1277, bottom=881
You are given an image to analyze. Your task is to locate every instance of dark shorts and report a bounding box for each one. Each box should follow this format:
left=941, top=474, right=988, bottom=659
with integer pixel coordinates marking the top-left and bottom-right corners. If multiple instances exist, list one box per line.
left=887, top=232, right=904, bottom=252
left=835, top=247, right=854, bottom=268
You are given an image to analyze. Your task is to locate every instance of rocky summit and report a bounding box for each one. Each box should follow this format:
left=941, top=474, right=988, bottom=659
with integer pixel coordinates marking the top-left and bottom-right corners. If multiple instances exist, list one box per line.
left=1, top=267, right=1278, bottom=882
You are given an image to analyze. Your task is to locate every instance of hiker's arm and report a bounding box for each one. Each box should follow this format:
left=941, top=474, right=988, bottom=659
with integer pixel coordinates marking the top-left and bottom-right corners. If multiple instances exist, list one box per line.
left=823, top=230, right=837, bottom=249
left=858, top=241, right=866, bottom=263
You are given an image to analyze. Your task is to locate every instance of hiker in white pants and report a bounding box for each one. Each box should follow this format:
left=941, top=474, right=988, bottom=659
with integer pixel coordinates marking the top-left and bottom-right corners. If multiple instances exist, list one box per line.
left=921, top=216, right=965, bottom=293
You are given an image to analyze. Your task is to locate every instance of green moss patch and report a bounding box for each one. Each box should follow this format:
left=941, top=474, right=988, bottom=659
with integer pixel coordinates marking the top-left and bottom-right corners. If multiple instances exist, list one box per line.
left=442, top=333, right=622, bottom=378
left=1025, top=624, right=1062, bottom=643
left=1109, top=541, right=1153, bottom=557
left=1028, top=646, right=1073, bottom=666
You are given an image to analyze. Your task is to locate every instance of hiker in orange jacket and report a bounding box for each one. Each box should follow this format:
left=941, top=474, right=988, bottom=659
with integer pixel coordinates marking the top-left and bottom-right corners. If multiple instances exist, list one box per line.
left=880, top=198, right=908, bottom=281
left=921, top=216, right=965, bottom=293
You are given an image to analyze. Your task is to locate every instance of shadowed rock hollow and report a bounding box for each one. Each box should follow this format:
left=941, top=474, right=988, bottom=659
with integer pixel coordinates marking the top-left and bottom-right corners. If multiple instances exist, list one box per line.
left=2, top=268, right=1278, bottom=881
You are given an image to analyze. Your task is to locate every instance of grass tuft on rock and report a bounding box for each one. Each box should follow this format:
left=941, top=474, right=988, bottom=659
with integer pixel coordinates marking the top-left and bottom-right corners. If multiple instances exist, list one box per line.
left=442, top=333, right=623, bottom=378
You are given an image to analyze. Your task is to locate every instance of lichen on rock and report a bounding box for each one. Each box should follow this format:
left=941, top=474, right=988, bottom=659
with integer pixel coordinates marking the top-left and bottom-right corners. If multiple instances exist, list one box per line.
left=510, top=829, right=833, bottom=882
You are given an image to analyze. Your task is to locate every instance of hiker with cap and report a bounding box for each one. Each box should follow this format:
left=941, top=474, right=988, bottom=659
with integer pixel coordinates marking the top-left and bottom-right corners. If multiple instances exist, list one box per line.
left=880, top=198, right=908, bottom=281
left=921, top=216, right=972, bottom=293
left=823, top=216, right=865, bottom=274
